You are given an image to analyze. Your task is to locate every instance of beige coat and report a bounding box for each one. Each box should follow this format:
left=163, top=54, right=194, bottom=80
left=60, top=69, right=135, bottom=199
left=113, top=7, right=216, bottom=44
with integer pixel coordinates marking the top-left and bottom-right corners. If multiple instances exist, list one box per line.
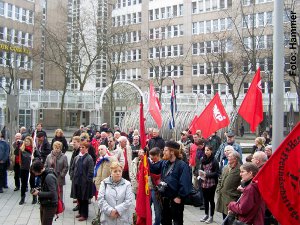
left=93, top=156, right=117, bottom=191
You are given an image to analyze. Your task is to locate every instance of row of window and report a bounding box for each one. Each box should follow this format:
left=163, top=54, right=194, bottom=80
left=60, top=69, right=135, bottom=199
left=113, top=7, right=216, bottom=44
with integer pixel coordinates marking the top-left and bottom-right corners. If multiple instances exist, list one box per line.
left=112, top=68, right=142, bottom=81
left=149, top=45, right=184, bottom=59
left=192, top=0, right=232, bottom=14
left=192, top=80, right=290, bottom=97
left=192, top=61, right=233, bottom=76
left=0, top=2, right=34, bottom=24
left=243, top=35, right=273, bottom=50
left=112, top=31, right=141, bottom=44
left=0, top=27, right=33, bottom=47
left=242, top=0, right=273, bottom=6
left=0, top=77, right=32, bottom=90
left=113, top=0, right=142, bottom=9
left=243, top=58, right=273, bottom=73
left=112, top=12, right=142, bottom=27
left=242, top=11, right=272, bottom=28
left=149, top=65, right=184, bottom=78
left=0, top=51, right=32, bottom=70
left=192, top=17, right=232, bottom=35
left=149, top=24, right=184, bottom=40
left=149, top=4, right=184, bottom=21
left=111, top=49, right=141, bottom=63
left=192, top=39, right=232, bottom=55
left=162, top=85, right=184, bottom=94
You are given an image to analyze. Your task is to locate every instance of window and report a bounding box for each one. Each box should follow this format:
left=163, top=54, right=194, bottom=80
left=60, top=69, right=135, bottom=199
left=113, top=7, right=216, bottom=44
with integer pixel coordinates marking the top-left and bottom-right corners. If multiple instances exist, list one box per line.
left=199, top=42, right=205, bottom=54
left=192, top=85, right=198, bottom=93
left=220, top=84, right=226, bottom=95
left=179, top=24, right=184, bottom=36
left=179, top=4, right=183, bottom=15
left=6, top=28, right=12, bottom=42
left=205, top=0, right=210, bottom=11
left=192, top=2, right=197, bottom=13
left=149, top=10, right=153, bottom=20
left=212, top=0, right=217, bottom=10
left=220, top=0, right=225, bottom=9
left=284, top=81, right=291, bottom=93
left=15, top=7, right=20, bottom=20
left=206, top=84, right=212, bottom=94
left=193, top=64, right=198, bottom=75
left=199, top=0, right=204, bottom=12
left=213, top=40, right=219, bottom=52
left=0, top=27, right=4, bottom=40
left=173, top=5, right=178, bottom=17
left=199, top=21, right=204, bottom=33
left=167, top=6, right=171, bottom=18
left=155, top=8, right=159, bottom=20
left=29, top=10, right=33, bottom=23
left=192, top=43, right=198, bottom=55
left=0, top=51, right=4, bottom=65
left=257, top=58, right=265, bottom=71
left=206, top=41, right=212, bottom=53
left=138, top=12, right=141, bottom=23
left=7, top=4, right=13, bottom=18
left=213, top=20, right=218, bottom=32
left=266, top=11, right=272, bottom=25
left=199, top=64, right=205, bottom=75
left=258, top=12, right=264, bottom=26
left=0, top=2, right=4, bottom=16
left=22, top=9, right=27, bottom=22
left=161, top=8, right=165, bottom=19
left=220, top=18, right=226, bottom=31
left=228, top=61, right=233, bottom=73
left=213, top=62, right=219, bottom=74
left=206, top=20, right=211, bottom=33
left=243, top=83, right=249, bottom=94
left=21, top=32, right=26, bottom=45
left=257, top=36, right=265, bottom=49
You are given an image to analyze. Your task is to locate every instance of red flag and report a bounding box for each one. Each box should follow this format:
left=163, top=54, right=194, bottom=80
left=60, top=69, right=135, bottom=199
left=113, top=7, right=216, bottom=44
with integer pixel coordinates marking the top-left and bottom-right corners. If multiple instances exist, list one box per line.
left=192, top=93, right=230, bottom=138
left=136, top=155, right=152, bottom=225
left=148, top=83, right=162, bottom=128
left=140, top=97, right=146, bottom=149
left=253, top=122, right=300, bottom=225
left=189, top=115, right=198, bottom=134
left=238, top=68, right=263, bottom=132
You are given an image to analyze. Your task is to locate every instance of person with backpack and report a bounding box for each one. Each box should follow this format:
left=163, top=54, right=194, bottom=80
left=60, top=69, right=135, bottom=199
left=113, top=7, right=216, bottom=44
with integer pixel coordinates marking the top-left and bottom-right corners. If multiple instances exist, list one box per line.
left=31, top=160, right=58, bottom=225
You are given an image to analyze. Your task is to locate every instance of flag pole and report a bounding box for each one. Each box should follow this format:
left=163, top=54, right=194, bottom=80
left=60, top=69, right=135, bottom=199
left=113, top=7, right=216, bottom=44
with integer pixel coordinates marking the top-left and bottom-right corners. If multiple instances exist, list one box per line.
left=272, top=0, right=284, bottom=149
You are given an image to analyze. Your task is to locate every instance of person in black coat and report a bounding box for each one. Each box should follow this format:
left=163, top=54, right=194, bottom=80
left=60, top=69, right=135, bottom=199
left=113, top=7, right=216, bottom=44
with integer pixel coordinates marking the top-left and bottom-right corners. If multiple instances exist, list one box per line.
left=36, top=132, right=51, bottom=163
left=150, top=141, right=192, bottom=225
left=31, top=160, right=58, bottom=225
left=51, top=129, right=69, bottom=153
left=69, top=142, right=94, bottom=221
left=148, top=128, right=165, bottom=153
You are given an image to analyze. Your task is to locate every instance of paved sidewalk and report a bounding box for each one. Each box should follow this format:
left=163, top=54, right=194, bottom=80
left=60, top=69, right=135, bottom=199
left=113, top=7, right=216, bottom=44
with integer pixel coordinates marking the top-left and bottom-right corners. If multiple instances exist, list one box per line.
left=0, top=152, right=225, bottom=225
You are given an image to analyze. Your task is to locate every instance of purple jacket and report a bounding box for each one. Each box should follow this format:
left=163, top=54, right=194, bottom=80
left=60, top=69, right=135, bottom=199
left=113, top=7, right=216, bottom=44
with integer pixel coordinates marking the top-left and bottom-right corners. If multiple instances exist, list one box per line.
left=228, top=182, right=265, bottom=225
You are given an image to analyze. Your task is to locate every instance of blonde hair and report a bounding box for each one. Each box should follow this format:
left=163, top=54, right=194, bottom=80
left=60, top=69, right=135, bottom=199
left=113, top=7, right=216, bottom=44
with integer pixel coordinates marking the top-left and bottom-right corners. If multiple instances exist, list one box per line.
left=110, top=161, right=123, bottom=170
left=72, top=136, right=80, bottom=142
left=21, top=136, right=33, bottom=151
left=80, top=132, right=90, bottom=141
left=55, top=129, right=64, bottom=137
left=53, top=141, right=62, bottom=150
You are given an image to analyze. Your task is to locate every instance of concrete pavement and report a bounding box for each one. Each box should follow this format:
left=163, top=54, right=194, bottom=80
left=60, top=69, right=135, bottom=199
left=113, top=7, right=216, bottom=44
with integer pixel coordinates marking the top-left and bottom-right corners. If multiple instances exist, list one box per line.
left=1, top=151, right=227, bottom=225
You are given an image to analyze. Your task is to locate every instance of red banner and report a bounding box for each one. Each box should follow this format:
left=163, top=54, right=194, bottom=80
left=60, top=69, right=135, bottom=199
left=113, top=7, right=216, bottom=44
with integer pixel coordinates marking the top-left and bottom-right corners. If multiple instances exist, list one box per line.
left=139, top=98, right=146, bottom=149
left=148, top=83, right=162, bottom=128
left=191, top=93, right=230, bottom=138
left=238, top=68, right=263, bottom=132
left=136, top=155, right=152, bottom=225
left=253, top=122, right=300, bottom=225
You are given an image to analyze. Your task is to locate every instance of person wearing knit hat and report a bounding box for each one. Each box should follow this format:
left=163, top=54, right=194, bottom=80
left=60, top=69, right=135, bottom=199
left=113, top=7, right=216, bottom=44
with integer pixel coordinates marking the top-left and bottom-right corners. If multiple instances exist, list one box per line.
left=150, top=140, right=192, bottom=225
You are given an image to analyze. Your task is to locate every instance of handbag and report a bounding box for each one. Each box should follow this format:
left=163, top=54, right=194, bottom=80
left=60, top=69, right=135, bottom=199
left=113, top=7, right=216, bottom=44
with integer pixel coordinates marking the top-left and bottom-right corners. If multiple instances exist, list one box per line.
left=225, top=214, right=248, bottom=225
left=183, top=185, right=203, bottom=207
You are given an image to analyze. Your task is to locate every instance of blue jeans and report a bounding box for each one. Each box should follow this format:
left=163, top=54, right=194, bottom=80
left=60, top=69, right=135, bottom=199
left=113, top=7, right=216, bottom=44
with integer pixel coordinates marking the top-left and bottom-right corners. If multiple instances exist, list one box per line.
left=151, top=189, right=162, bottom=225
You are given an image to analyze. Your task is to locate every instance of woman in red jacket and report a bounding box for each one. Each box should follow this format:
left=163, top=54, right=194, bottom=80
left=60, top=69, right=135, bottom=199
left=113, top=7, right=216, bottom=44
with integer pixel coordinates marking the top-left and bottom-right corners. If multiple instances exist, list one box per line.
left=227, top=162, right=265, bottom=225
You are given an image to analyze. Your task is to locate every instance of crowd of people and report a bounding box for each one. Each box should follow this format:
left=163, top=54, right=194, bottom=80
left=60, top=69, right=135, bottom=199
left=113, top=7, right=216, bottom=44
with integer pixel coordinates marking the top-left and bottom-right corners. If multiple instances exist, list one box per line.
left=0, top=122, right=276, bottom=225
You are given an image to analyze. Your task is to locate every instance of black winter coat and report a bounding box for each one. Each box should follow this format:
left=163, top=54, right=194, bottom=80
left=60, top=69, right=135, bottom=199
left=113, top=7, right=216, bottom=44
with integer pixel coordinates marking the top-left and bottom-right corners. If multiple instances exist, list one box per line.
left=148, top=136, right=165, bottom=151
left=51, top=136, right=69, bottom=153
left=70, top=153, right=94, bottom=200
left=38, top=169, right=58, bottom=206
